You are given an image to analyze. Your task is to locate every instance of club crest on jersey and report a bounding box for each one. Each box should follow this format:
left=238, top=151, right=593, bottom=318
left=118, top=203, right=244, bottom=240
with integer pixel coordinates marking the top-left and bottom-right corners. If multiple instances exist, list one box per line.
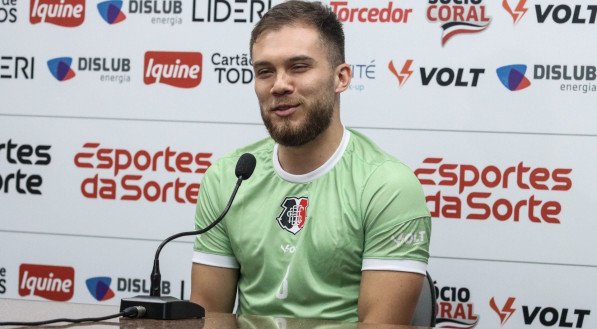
left=277, top=197, right=309, bottom=234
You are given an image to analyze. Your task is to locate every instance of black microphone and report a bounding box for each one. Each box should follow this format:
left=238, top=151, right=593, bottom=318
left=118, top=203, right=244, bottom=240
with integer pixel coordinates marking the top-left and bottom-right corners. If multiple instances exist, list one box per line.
left=119, top=153, right=256, bottom=320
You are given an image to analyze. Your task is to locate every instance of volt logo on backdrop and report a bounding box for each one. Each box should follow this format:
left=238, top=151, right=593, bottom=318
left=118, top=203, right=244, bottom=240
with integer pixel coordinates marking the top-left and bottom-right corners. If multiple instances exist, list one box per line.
left=86, top=277, right=115, bottom=301
left=502, top=0, right=528, bottom=24
left=414, top=157, right=573, bottom=223
left=490, top=297, right=591, bottom=328
left=19, top=264, right=75, bottom=302
left=29, top=0, right=85, bottom=27
left=389, top=59, right=485, bottom=88
left=535, top=4, right=597, bottom=24
left=144, top=51, right=202, bottom=88
left=388, top=59, right=413, bottom=87
left=426, top=0, right=491, bottom=46
left=490, top=297, right=516, bottom=325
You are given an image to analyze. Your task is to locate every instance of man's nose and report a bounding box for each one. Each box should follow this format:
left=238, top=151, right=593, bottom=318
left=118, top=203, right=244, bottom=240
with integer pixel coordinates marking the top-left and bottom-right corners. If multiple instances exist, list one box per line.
left=271, top=72, right=294, bottom=96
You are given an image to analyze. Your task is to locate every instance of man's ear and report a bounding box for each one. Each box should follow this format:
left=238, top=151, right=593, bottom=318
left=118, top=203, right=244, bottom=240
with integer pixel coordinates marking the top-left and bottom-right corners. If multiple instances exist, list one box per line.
left=335, top=63, right=352, bottom=93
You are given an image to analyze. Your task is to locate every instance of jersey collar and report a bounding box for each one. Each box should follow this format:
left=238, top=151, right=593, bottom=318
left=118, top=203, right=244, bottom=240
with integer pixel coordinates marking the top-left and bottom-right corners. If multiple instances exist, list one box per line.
left=272, top=128, right=351, bottom=183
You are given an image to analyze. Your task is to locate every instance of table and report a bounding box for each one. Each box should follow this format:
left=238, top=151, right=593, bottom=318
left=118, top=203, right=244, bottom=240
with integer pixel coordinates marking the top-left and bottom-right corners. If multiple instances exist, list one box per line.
left=0, top=298, right=430, bottom=329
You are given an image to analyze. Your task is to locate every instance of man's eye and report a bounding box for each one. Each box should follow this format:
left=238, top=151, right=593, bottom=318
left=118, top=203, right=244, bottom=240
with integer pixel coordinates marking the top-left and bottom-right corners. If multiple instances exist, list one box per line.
left=292, top=64, right=309, bottom=71
left=256, top=69, right=273, bottom=77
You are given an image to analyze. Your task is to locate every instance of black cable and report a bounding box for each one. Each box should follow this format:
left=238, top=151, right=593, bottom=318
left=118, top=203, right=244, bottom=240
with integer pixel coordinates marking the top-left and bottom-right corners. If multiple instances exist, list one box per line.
left=0, top=305, right=145, bottom=326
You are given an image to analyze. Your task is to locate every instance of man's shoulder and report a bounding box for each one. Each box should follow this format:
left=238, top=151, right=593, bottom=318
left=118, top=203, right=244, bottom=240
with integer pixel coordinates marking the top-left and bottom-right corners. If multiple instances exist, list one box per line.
left=346, top=128, right=404, bottom=167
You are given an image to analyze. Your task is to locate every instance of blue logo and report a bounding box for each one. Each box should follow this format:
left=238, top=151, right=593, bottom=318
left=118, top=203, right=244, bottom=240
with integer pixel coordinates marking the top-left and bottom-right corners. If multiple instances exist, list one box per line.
left=97, top=1, right=126, bottom=24
left=496, top=64, right=531, bottom=91
left=86, top=277, right=115, bottom=301
left=47, top=57, right=76, bottom=81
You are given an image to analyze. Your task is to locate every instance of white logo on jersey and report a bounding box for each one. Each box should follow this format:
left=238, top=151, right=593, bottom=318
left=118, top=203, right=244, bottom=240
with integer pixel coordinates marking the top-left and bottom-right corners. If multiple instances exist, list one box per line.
left=393, top=231, right=426, bottom=246
left=280, top=244, right=296, bottom=254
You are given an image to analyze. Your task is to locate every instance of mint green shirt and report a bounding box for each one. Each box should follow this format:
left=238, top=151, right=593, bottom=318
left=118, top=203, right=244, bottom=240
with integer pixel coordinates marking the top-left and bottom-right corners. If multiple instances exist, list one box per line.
left=193, top=129, right=431, bottom=321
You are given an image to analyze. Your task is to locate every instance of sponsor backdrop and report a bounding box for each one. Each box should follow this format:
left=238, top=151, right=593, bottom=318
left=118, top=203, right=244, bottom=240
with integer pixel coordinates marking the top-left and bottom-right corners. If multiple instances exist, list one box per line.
left=0, top=0, right=595, bottom=327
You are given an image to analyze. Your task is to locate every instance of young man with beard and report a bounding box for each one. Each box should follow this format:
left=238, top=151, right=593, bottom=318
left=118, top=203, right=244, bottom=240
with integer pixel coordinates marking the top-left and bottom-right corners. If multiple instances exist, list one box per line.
left=190, top=0, right=431, bottom=325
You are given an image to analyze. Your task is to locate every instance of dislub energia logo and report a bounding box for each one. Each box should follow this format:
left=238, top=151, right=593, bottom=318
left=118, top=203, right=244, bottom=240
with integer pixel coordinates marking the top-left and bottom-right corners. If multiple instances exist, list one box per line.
left=97, top=0, right=126, bottom=24
left=144, top=51, right=203, bottom=88
left=47, top=57, right=76, bottom=81
left=86, top=276, right=115, bottom=301
left=19, top=263, right=75, bottom=301
left=496, top=64, right=531, bottom=91
left=30, top=0, right=85, bottom=27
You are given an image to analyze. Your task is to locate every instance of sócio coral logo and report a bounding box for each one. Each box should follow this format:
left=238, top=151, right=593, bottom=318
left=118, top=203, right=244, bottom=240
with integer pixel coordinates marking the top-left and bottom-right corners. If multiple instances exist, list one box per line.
left=86, top=276, right=115, bottom=301
left=47, top=57, right=76, bottom=81
left=496, top=64, right=531, bottom=91
left=97, top=0, right=126, bottom=24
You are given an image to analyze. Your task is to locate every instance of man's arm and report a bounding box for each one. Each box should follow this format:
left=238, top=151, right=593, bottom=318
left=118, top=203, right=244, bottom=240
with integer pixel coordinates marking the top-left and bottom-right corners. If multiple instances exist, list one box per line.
left=357, top=270, right=424, bottom=325
left=190, top=263, right=239, bottom=313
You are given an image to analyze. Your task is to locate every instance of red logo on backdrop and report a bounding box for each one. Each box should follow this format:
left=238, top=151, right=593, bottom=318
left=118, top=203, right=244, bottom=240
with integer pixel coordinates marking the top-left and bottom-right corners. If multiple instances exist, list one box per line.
left=19, top=264, right=75, bottom=301
left=426, top=0, right=491, bottom=46
left=490, top=297, right=517, bottom=325
left=502, top=0, right=528, bottom=24
left=144, top=51, right=203, bottom=88
left=30, top=0, right=85, bottom=27
left=414, top=157, right=572, bottom=223
left=330, top=1, right=413, bottom=23
left=73, top=142, right=212, bottom=204
left=388, top=59, right=414, bottom=87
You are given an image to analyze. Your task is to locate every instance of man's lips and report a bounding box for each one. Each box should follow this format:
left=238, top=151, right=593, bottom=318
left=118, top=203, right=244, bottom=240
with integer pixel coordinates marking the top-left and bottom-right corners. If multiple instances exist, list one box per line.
left=271, top=104, right=299, bottom=117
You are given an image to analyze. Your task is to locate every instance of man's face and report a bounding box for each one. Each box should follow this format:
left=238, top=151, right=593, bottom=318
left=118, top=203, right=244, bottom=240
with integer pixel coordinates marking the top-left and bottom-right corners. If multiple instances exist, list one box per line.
left=252, top=24, right=338, bottom=147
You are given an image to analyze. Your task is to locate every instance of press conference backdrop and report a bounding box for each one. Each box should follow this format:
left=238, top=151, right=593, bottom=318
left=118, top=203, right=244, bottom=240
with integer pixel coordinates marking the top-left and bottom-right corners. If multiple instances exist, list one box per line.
left=0, top=0, right=595, bottom=328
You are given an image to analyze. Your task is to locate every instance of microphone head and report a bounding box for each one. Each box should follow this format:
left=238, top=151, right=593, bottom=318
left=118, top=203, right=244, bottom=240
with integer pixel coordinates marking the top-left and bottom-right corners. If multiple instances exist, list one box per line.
left=235, top=153, right=257, bottom=180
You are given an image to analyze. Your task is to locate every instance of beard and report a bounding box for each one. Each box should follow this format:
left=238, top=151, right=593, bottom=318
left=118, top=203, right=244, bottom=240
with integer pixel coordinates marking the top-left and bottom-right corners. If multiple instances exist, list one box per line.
left=261, top=90, right=335, bottom=147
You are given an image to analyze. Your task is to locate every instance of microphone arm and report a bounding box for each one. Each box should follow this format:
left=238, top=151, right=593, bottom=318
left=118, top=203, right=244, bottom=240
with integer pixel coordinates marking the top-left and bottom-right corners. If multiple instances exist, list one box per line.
left=120, top=153, right=256, bottom=320
left=149, top=175, right=244, bottom=297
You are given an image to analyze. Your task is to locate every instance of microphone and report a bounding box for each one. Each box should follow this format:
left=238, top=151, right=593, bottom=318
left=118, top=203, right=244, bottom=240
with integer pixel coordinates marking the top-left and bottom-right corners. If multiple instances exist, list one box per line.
left=120, top=153, right=256, bottom=320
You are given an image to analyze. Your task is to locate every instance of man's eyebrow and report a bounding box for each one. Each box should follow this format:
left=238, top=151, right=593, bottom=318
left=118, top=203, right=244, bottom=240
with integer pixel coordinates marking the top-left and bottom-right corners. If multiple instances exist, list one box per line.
left=252, top=55, right=316, bottom=67
left=287, top=55, right=315, bottom=63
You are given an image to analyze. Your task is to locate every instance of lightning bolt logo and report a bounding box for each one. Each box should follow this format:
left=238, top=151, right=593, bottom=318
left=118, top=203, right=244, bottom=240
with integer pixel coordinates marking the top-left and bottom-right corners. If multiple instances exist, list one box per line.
left=388, top=59, right=414, bottom=87
left=502, top=0, right=528, bottom=24
left=490, top=297, right=517, bottom=325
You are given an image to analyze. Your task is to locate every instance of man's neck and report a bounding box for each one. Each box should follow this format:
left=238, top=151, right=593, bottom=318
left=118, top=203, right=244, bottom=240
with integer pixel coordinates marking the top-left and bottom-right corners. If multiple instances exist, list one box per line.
left=277, top=120, right=344, bottom=175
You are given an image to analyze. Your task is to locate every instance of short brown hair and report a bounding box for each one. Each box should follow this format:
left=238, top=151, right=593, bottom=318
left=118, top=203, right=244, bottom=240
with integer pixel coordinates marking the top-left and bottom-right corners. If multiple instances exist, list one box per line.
left=250, top=0, right=345, bottom=67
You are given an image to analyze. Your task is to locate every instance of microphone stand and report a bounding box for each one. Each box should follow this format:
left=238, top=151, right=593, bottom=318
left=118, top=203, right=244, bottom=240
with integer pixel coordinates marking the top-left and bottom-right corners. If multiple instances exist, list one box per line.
left=119, top=176, right=245, bottom=320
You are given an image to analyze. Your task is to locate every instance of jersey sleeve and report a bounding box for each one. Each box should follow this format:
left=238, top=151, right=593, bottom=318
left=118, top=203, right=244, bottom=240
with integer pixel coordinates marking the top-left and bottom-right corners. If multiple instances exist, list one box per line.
left=361, top=161, right=431, bottom=274
left=193, top=161, right=239, bottom=268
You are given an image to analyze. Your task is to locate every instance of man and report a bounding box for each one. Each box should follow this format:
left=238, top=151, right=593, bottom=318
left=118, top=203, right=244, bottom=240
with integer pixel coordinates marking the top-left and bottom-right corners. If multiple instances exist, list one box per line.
left=191, top=0, right=431, bottom=325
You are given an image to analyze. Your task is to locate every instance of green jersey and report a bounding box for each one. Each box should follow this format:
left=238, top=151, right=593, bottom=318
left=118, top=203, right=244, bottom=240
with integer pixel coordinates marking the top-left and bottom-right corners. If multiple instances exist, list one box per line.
left=193, top=128, right=431, bottom=322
